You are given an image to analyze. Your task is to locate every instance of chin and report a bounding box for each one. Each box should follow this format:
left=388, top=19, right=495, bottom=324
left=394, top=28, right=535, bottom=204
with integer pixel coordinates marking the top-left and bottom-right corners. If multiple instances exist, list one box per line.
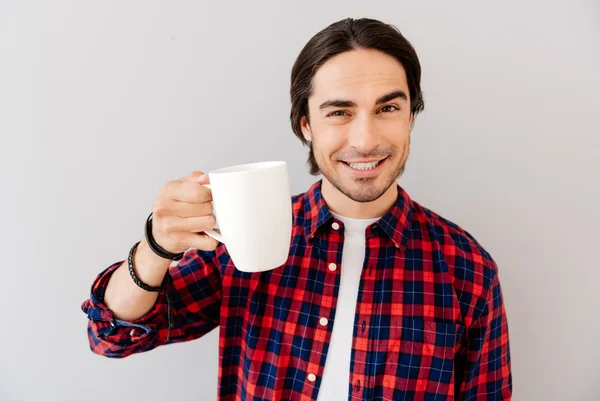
left=342, top=186, right=389, bottom=203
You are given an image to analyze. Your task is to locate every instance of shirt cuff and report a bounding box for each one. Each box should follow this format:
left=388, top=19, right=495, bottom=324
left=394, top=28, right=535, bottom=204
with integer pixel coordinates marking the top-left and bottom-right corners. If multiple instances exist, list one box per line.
left=81, top=261, right=171, bottom=344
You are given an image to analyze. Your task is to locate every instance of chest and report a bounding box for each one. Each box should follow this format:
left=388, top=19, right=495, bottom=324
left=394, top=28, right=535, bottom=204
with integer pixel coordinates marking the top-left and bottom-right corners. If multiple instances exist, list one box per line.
left=219, top=238, right=466, bottom=400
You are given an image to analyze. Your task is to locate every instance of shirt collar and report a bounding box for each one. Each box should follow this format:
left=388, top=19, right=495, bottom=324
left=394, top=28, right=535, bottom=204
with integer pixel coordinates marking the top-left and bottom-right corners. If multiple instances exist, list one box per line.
left=303, top=180, right=413, bottom=250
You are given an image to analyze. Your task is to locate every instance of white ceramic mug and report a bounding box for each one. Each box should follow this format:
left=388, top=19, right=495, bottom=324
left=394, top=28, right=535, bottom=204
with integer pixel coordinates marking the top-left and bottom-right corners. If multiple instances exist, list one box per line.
left=200, top=161, right=292, bottom=272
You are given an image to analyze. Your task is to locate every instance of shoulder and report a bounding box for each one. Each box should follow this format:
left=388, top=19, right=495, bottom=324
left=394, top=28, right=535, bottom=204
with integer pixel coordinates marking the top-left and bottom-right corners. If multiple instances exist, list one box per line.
left=291, top=192, right=305, bottom=210
left=419, top=202, right=493, bottom=254
left=291, top=191, right=309, bottom=225
left=410, top=201, right=499, bottom=316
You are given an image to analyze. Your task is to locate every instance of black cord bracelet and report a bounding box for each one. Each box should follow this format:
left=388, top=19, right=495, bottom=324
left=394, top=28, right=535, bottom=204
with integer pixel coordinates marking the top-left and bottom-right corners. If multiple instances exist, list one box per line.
left=144, top=213, right=184, bottom=261
left=128, top=241, right=163, bottom=292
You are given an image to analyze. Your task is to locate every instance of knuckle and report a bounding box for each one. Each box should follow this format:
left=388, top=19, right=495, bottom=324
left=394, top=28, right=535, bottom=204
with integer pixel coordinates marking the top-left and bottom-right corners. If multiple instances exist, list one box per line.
left=153, top=206, right=167, bottom=218
left=192, top=188, right=203, bottom=201
left=206, top=214, right=217, bottom=228
left=183, top=183, right=203, bottom=201
left=152, top=210, right=172, bottom=232
left=200, top=235, right=218, bottom=251
left=196, top=186, right=209, bottom=201
left=197, top=201, right=212, bottom=216
left=152, top=216, right=165, bottom=234
left=205, top=240, right=218, bottom=251
left=159, top=182, right=173, bottom=198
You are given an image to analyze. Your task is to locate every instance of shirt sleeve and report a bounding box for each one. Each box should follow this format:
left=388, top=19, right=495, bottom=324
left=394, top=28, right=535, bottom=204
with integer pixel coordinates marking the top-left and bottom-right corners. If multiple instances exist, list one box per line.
left=457, top=264, right=513, bottom=400
left=80, top=248, right=222, bottom=358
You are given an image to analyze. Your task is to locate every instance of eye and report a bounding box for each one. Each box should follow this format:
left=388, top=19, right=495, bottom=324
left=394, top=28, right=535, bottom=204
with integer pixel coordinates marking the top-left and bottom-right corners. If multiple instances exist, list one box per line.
left=379, top=105, right=399, bottom=113
left=327, top=110, right=349, bottom=117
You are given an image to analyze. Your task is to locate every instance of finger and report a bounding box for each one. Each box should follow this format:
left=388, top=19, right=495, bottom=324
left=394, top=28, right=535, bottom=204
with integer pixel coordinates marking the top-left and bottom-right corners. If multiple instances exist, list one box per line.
left=162, top=214, right=217, bottom=234
left=176, top=171, right=207, bottom=182
left=169, top=181, right=212, bottom=203
left=187, top=172, right=210, bottom=185
left=172, top=200, right=213, bottom=218
left=182, top=232, right=220, bottom=251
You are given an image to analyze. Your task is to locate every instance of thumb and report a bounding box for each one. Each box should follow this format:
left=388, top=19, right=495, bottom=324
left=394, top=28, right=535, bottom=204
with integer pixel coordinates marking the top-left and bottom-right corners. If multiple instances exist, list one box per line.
left=187, top=171, right=210, bottom=184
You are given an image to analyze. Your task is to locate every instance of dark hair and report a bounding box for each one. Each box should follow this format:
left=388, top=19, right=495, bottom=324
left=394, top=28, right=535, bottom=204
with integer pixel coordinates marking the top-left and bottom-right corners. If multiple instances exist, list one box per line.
left=290, top=18, right=425, bottom=175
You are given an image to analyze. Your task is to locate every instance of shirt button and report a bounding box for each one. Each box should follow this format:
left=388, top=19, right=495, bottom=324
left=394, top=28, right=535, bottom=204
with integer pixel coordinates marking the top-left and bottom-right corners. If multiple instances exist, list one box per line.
left=307, top=373, right=317, bottom=382
left=129, top=329, right=136, bottom=337
left=331, top=222, right=340, bottom=230
left=328, top=263, right=337, bottom=271
left=319, top=317, right=328, bottom=326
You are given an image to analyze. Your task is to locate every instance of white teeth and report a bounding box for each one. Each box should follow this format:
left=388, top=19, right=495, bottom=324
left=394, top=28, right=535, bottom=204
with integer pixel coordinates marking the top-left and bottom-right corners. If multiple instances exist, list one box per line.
left=347, top=161, right=379, bottom=170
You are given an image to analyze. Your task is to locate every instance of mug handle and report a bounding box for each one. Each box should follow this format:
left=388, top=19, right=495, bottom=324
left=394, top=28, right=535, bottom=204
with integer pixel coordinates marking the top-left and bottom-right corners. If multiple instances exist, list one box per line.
left=201, top=184, right=224, bottom=243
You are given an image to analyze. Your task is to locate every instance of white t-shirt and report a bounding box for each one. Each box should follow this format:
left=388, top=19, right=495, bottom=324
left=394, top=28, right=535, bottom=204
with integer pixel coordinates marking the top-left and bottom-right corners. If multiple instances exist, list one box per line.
left=317, top=212, right=380, bottom=401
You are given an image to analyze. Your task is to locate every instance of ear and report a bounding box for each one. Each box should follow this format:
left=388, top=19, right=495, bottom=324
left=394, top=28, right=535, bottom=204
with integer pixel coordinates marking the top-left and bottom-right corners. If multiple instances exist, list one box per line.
left=300, top=115, right=312, bottom=142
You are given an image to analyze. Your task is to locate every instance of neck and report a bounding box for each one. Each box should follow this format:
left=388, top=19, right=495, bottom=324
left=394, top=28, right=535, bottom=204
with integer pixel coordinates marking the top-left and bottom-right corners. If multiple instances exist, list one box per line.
left=321, top=179, right=398, bottom=219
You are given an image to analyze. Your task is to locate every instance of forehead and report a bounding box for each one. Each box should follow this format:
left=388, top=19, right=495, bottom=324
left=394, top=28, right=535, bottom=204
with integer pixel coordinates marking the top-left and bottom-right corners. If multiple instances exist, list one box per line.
left=310, top=48, right=409, bottom=103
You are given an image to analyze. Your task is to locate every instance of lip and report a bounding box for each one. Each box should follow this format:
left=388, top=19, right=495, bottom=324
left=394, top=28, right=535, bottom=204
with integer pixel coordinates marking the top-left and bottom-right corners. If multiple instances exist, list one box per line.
left=340, top=157, right=388, bottom=178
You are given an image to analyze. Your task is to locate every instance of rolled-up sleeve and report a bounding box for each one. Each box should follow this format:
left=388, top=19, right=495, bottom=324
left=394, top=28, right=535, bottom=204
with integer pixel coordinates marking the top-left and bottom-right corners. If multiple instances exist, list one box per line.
left=81, top=248, right=222, bottom=358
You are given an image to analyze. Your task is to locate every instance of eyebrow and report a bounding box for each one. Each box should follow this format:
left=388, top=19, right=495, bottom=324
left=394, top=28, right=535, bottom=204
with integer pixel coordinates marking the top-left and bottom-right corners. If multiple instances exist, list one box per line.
left=318, top=90, right=408, bottom=110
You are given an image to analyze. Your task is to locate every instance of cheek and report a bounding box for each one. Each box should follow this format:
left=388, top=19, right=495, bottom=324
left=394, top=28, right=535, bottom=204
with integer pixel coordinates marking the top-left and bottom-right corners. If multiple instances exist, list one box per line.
left=314, top=128, right=347, bottom=156
left=378, top=119, right=410, bottom=144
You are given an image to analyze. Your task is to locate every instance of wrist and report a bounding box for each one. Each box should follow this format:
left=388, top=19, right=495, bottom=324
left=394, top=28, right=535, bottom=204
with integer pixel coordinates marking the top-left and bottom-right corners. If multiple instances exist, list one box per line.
left=145, top=213, right=184, bottom=261
left=133, top=238, right=172, bottom=286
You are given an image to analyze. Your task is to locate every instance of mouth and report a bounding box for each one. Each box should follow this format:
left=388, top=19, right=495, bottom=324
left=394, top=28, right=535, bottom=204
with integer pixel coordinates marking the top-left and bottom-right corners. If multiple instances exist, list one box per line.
left=339, top=157, right=388, bottom=177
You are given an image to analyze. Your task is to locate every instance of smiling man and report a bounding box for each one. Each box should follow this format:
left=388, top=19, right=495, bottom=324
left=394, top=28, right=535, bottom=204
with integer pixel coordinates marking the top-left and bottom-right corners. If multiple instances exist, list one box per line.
left=82, top=17, right=512, bottom=401
left=298, top=48, right=413, bottom=216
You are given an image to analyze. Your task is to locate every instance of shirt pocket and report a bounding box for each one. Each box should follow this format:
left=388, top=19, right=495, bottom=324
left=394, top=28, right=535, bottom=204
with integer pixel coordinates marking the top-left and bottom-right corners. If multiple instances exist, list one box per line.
left=396, top=317, right=465, bottom=393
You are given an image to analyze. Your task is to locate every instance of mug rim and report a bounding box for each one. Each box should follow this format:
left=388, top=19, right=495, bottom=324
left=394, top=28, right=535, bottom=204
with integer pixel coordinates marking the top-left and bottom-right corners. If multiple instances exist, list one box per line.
left=210, top=160, right=287, bottom=175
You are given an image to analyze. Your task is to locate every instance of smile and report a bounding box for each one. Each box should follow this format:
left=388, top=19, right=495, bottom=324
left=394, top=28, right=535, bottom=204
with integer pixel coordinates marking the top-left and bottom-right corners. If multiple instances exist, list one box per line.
left=342, top=157, right=387, bottom=170
left=340, top=157, right=388, bottom=177
left=344, top=161, right=381, bottom=170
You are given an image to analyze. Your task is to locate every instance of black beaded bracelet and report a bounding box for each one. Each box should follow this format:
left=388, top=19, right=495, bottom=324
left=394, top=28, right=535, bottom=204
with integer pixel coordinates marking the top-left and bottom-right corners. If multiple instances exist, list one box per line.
left=128, top=241, right=163, bottom=292
left=144, top=213, right=184, bottom=261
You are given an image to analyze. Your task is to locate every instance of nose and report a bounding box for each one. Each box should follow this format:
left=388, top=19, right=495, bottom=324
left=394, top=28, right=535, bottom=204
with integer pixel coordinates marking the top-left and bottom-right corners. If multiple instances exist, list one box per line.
left=347, top=113, right=381, bottom=154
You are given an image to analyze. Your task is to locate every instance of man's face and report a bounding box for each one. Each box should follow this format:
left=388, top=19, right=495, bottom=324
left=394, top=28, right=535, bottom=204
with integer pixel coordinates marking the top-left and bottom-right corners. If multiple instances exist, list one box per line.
left=301, top=48, right=413, bottom=203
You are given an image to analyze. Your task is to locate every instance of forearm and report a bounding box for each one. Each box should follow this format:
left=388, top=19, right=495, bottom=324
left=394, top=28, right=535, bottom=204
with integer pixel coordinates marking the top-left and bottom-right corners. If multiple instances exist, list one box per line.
left=82, top=242, right=223, bottom=358
left=104, top=238, right=171, bottom=321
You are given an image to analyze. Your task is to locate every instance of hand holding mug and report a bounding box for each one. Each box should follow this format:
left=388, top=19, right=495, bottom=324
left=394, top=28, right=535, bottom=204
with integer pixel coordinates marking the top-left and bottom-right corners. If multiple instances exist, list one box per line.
left=150, top=171, right=221, bottom=254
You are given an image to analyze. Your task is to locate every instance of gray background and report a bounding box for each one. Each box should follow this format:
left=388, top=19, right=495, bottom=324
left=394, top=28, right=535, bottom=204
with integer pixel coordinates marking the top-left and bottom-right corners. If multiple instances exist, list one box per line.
left=1, top=1, right=599, bottom=400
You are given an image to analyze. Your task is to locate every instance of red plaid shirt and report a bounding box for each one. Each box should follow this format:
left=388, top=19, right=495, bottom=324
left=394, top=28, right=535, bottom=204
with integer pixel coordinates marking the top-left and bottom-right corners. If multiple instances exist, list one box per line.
left=82, top=180, right=512, bottom=400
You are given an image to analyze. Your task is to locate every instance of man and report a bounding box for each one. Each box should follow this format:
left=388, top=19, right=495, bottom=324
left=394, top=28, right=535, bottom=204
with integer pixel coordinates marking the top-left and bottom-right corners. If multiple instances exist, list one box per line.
left=82, top=17, right=512, bottom=400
